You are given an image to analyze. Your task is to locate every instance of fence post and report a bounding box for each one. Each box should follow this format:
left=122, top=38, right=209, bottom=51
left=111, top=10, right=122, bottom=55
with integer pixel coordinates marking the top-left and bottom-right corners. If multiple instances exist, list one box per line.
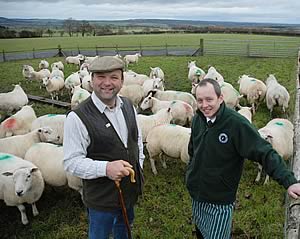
left=116, top=44, right=119, bottom=54
left=247, top=43, right=250, bottom=57
left=77, top=46, right=80, bottom=54
left=165, top=43, right=168, bottom=56
left=96, top=46, right=99, bottom=56
left=200, top=39, right=204, bottom=56
left=140, top=43, right=143, bottom=56
left=33, top=48, right=36, bottom=58
left=2, top=50, right=6, bottom=62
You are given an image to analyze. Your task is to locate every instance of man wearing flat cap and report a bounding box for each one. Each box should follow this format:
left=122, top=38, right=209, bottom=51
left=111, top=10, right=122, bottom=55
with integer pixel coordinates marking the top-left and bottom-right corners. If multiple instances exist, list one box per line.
left=63, top=56, right=144, bottom=239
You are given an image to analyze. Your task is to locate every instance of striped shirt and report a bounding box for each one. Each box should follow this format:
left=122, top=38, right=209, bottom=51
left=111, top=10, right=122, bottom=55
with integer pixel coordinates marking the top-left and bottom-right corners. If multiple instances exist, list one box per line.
left=63, top=92, right=145, bottom=179
left=192, top=199, right=233, bottom=239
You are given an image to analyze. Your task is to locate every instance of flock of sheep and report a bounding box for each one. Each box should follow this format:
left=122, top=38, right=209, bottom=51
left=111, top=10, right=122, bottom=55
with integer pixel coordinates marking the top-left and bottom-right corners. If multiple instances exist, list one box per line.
left=0, top=52, right=294, bottom=226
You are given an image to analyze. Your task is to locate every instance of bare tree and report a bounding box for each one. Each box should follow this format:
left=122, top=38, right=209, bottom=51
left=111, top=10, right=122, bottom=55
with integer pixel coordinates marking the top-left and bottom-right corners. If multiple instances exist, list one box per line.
left=63, top=18, right=77, bottom=37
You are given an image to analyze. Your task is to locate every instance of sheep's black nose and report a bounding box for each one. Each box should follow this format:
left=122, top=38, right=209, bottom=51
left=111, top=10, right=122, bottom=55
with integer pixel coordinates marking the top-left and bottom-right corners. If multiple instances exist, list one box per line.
left=17, top=191, right=23, bottom=197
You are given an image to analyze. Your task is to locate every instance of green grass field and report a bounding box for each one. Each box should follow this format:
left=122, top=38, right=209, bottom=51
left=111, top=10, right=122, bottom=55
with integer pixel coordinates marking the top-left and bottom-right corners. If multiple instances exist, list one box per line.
left=0, top=39, right=298, bottom=238
left=1, top=33, right=300, bottom=53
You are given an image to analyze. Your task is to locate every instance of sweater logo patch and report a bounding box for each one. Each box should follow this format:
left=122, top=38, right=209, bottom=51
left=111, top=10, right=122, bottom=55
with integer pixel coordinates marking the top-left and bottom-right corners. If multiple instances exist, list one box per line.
left=218, top=133, right=228, bottom=144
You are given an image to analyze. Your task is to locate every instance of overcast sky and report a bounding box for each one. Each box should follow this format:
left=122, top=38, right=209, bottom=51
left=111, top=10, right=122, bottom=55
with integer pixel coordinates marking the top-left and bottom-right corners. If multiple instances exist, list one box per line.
left=0, top=0, right=299, bottom=24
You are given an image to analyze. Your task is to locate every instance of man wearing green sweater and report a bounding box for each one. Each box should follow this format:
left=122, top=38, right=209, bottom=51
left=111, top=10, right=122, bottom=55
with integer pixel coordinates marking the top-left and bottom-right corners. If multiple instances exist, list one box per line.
left=186, top=78, right=300, bottom=239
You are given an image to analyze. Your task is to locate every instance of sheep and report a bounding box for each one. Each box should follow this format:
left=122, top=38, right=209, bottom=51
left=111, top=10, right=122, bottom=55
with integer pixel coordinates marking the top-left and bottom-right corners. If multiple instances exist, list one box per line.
left=50, top=66, right=64, bottom=79
left=31, top=114, right=66, bottom=145
left=205, top=66, right=224, bottom=85
left=219, top=82, right=242, bottom=109
left=38, top=59, right=49, bottom=69
left=119, top=85, right=144, bottom=108
left=137, top=107, right=173, bottom=142
left=123, top=71, right=149, bottom=86
left=0, top=153, right=44, bottom=225
left=140, top=95, right=194, bottom=126
left=24, top=143, right=82, bottom=194
left=124, top=53, right=141, bottom=67
left=0, top=127, right=60, bottom=158
left=148, top=90, right=197, bottom=112
left=142, top=78, right=165, bottom=97
left=51, top=61, right=64, bottom=71
left=65, top=72, right=81, bottom=98
left=238, top=74, right=267, bottom=113
left=265, top=74, right=290, bottom=117
left=65, top=54, right=85, bottom=67
left=149, top=67, right=165, bottom=81
left=71, top=85, right=91, bottom=109
left=188, top=61, right=205, bottom=84
left=42, top=76, right=65, bottom=100
left=146, top=124, right=191, bottom=175
left=82, top=73, right=93, bottom=92
left=22, top=65, right=50, bottom=84
left=0, top=105, right=37, bottom=138
left=0, top=84, right=28, bottom=114
left=256, top=118, right=294, bottom=184
left=237, top=106, right=253, bottom=123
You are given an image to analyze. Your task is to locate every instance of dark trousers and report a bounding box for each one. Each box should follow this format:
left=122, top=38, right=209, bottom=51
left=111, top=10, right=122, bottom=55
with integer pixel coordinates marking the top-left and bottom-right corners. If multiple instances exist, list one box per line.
left=195, top=226, right=204, bottom=239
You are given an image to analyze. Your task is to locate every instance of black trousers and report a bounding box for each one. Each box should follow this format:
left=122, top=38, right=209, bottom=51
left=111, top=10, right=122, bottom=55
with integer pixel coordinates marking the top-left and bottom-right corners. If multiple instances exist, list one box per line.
left=195, top=226, right=204, bottom=239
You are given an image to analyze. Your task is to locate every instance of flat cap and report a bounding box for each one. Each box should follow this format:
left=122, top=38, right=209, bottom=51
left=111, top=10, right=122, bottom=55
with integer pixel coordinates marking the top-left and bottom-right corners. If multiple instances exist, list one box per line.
left=89, top=56, right=125, bottom=73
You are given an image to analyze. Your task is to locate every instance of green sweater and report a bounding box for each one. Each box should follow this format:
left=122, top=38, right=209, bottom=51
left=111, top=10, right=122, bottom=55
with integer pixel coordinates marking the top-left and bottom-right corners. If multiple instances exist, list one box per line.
left=186, top=102, right=297, bottom=204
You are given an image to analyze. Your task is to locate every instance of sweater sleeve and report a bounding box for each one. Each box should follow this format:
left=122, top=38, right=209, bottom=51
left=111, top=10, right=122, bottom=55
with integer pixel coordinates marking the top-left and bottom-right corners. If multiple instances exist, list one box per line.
left=234, top=119, right=297, bottom=189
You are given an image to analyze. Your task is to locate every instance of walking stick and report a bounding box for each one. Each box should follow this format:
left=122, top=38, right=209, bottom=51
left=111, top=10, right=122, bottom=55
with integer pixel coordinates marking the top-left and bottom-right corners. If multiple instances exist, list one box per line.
left=114, top=167, right=136, bottom=239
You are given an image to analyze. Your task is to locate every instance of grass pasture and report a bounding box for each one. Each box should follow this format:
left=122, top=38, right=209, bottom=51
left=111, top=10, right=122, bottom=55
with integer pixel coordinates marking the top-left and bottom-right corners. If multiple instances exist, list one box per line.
left=0, top=52, right=298, bottom=238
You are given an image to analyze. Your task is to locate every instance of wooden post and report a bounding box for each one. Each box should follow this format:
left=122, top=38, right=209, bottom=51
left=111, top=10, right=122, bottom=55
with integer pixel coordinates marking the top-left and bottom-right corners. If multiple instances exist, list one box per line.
left=247, top=43, right=250, bottom=57
left=96, top=46, right=99, bottom=56
left=165, top=43, right=168, bottom=56
left=200, top=39, right=204, bottom=56
left=33, top=48, right=36, bottom=58
left=140, top=43, right=143, bottom=56
left=2, top=50, right=6, bottom=62
left=77, top=46, right=80, bottom=54
left=116, top=44, right=119, bottom=54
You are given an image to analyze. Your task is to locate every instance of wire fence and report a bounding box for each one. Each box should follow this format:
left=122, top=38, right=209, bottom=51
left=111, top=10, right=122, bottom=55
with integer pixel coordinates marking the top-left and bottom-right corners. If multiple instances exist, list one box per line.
left=1, top=38, right=300, bottom=62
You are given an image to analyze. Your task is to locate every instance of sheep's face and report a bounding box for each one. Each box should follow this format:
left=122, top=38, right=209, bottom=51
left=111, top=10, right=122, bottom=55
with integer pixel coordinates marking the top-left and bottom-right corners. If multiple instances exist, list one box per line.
left=188, top=61, right=196, bottom=68
left=140, top=96, right=152, bottom=110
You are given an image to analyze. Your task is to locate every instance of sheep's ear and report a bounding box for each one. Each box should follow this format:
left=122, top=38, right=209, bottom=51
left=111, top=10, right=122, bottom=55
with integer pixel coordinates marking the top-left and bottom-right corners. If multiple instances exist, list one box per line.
left=30, top=167, right=39, bottom=173
left=167, top=107, right=171, bottom=112
left=2, top=172, right=13, bottom=176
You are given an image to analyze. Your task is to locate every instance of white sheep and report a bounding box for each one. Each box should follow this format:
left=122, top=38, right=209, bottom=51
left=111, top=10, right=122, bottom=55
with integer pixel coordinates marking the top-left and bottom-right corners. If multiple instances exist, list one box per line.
left=256, top=118, right=294, bottom=184
left=137, top=108, right=173, bottom=142
left=238, top=74, right=267, bottom=113
left=237, top=106, right=253, bottom=123
left=24, top=143, right=82, bottom=194
left=0, top=127, right=60, bottom=158
left=38, top=59, right=49, bottom=69
left=219, top=81, right=242, bottom=109
left=71, top=85, right=91, bottom=109
left=31, top=114, right=66, bottom=145
left=142, top=78, right=165, bottom=97
left=265, top=74, right=290, bottom=117
left=64, top=72, right=81, bottom=98
left=22, top=65, right=50, bottom=84
left=205, top=66, right=224, bottom=84
left=146, top=124, right=191, bottom=175
left=124, top=53, right=141, bottom=66
left=51, top=61, right=64, bottom=71
left=84, top=56, right=97, bottom=65
left=188, top=61, right=205, bottom=84
left=148, top=90, right=197, bottom=112
left=0, top=153, right=44, bottom=225
left=140, top=95, right=194, bottom=126
left=0, top=105, right=37, bottom=138
left=149, top=67, right=165, bottom=81
left=50, top=66, right=64, bottom=79
left=0, top=84, right=28, bottom=113
left=65, top=54, right=85, bottom=67
left=42, top=76, right=65, bottom=100
left=119, top=85, right=145, bottom=108
left=123, top=71, right=149, bottom=86
left=82, top=73, right=93, bottom=92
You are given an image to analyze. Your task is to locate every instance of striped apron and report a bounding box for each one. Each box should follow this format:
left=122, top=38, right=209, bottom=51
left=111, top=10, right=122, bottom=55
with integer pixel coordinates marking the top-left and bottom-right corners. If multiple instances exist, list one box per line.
left=192, top=199, right=234, bottom=239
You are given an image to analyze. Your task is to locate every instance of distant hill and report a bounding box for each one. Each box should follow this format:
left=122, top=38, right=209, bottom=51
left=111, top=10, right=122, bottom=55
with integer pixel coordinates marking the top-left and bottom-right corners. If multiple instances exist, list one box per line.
left=1, top=17, right=300, bottom=30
